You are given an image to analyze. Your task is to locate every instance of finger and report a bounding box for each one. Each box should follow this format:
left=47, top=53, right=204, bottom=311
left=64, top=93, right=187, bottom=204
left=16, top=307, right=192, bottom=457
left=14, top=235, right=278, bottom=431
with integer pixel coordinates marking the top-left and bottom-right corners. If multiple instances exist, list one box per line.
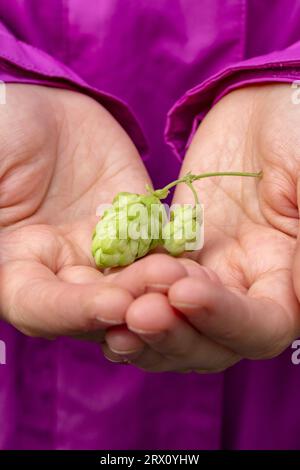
left=105, top=325, right=145, bottom=356
left=105, top=325, right=167, bottom=371
left=104, top=258, right=212, bottom=355
left=169, top=270, right=298, bottom=358
left=177, top=258, right=221, bottom=283
left=126, top=292, right=239, bottom=371
left=57, top=265, right=103, bottom=283
left=58, top=266, right=110, bottom=342
left=109, top=253, right=189, bottom=296
left=105, top=317, right=188, bottom=372
left=102, top=340, right=171, bottom=372
left=104, top=258, right=218, bottom=360
left=0, top=260, right=133, bottom=337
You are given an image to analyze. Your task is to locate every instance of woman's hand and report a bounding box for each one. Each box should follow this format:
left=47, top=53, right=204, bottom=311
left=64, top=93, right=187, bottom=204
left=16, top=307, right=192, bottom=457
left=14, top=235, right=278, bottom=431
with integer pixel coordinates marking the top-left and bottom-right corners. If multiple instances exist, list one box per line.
left=105, top=84, right=300, bottom=372
left=0, top=84, right=191, bottom=340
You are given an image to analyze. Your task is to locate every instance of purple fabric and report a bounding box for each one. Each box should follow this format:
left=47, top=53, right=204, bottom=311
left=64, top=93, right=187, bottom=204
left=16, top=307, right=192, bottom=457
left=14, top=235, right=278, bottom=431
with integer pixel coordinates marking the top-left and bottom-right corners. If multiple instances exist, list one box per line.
left=1, top=0, right=300, bottom=450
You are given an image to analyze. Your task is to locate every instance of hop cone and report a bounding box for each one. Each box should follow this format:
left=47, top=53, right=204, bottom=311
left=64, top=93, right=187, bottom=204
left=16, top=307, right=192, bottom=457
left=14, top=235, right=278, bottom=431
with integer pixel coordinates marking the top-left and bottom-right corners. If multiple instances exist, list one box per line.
left=92, top=192, right=166, bottom=268
left=162, top=205, right=202, bottom=256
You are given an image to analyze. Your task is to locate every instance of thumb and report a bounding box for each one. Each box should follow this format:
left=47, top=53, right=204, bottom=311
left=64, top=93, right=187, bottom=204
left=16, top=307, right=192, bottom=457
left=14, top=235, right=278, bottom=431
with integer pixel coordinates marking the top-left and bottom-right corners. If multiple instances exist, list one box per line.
left=0, top=260, right=133, bottom=338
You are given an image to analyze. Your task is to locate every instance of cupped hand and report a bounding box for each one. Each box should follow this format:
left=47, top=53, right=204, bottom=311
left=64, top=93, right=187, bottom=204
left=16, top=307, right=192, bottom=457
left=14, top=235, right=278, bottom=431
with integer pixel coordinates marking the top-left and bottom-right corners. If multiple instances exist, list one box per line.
left=0, top=85, right=191, bottom=340
left=105, top=84, right=300, bottom=372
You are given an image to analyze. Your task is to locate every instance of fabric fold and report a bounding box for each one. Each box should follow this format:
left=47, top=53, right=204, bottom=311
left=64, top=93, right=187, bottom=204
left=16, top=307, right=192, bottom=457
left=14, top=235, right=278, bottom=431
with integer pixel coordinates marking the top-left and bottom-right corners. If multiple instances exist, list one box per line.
left=0, top=26, right=148, bottom=157
left=165, top=40, right=300, bottom=160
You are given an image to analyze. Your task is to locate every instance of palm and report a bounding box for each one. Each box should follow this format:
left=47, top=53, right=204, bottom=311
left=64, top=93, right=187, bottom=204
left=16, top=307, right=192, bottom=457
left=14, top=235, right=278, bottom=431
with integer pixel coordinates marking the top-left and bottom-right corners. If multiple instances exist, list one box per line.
left=5, top=84, right=149, bottom=236
left=173, top=84, right=300, bottom=358
left=0, top=85, right=152, bottom=337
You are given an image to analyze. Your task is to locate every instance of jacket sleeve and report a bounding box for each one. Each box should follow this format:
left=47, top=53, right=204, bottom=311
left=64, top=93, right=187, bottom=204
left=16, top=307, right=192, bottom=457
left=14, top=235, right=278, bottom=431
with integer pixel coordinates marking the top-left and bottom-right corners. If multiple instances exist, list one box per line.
left=165, top=40, right=300, bottom=160
left=0, top=22, right=147, bottom=157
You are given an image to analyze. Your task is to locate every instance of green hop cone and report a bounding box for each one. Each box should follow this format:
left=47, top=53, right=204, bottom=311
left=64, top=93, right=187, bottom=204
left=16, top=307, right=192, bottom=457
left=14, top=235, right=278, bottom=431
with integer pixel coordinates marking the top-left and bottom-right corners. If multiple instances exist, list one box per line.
left=162, top=204, right=203, bottom=256
left=92, top=170, right=261, bottom=269
left=92, top=192, right=167, bottom=268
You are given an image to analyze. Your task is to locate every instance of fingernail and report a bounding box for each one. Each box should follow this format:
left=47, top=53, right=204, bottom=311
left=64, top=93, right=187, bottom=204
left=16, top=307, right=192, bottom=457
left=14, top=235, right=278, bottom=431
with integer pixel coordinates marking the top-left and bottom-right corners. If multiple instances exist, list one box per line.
left=109, top=347, right=142, bottom=356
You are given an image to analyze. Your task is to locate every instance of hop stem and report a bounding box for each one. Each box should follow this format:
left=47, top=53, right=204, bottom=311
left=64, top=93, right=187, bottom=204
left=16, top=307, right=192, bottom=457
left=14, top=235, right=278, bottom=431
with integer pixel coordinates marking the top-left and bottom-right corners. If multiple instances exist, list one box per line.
left=185, top=179, right=199, bottom=205
left=151, top=170, right=262, bottom=201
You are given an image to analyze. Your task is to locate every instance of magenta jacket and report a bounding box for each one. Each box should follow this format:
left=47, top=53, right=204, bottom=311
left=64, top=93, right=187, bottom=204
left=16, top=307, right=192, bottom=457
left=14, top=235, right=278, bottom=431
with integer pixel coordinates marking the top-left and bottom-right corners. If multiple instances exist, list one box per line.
left=1, top=0, right=300, bottom=450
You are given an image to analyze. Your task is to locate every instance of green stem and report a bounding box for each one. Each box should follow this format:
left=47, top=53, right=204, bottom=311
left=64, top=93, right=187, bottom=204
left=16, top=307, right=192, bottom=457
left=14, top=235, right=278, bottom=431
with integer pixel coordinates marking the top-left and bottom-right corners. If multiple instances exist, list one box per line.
left=186, top=180, right=199, bottom=205
left=152, top=170, right=262, bottom=200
